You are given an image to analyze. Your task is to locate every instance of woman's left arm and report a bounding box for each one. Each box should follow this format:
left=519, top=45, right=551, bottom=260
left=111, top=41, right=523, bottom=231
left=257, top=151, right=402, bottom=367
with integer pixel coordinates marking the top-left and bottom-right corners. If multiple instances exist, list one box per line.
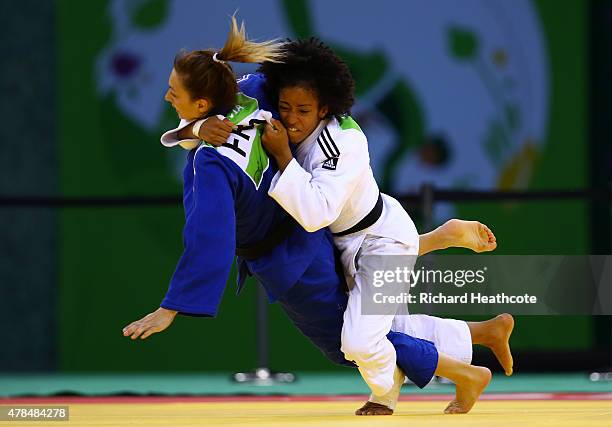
left=265, top=125, right=369, bottom=232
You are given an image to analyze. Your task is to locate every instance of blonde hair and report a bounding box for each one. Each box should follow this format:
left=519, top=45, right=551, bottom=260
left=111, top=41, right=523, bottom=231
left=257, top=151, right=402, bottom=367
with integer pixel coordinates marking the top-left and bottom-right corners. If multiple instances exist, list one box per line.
left=173, top=15, right=284, bottom=111
left=217, top=15, right=285, bottom=64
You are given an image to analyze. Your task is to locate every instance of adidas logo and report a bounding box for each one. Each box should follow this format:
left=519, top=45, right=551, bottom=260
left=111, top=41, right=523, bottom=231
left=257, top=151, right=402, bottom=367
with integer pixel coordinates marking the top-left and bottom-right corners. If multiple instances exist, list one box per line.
left=318, top=127, right=340, bottom=170
left=322, top=157, right=338, bottom=170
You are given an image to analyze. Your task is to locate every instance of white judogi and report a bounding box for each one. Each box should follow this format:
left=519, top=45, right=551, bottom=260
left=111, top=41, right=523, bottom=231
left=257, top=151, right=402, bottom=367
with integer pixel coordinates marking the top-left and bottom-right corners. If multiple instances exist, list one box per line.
left=269, top=116, right=472, bottom=401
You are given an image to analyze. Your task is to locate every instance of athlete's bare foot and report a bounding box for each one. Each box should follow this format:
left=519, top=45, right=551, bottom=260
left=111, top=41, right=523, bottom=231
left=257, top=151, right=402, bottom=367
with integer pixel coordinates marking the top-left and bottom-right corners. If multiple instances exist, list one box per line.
left=469, top=313, right=515, bottom=375
left=355, top=401, right=393, bottom=416
left=442, top=219, right=497, bottom=253
left=444, top=366, right=491, bottom=414
left=488, top=314, right=515, bottom=376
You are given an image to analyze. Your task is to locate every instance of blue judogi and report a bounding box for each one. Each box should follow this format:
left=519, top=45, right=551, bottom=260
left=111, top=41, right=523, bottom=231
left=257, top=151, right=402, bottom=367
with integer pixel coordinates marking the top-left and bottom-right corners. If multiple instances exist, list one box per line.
left=160, top=74, right=438, bottom=388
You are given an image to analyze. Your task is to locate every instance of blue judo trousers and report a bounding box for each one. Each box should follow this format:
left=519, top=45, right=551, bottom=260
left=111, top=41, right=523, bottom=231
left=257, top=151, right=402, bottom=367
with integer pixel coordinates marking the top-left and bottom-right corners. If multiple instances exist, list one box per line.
left=160, top=73, right=438, bottom=388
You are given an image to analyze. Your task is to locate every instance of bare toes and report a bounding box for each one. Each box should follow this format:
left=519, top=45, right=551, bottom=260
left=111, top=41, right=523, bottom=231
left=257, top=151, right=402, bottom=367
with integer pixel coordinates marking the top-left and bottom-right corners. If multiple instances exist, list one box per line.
left=355, top=402, right=393, bottom=416
left=444, top=400, right=467, bottom=414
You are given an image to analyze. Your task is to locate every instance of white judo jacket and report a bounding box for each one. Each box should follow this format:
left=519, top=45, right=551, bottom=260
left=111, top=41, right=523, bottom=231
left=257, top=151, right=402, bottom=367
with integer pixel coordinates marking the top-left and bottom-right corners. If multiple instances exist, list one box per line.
left=268, top=116, right=419, bottom=277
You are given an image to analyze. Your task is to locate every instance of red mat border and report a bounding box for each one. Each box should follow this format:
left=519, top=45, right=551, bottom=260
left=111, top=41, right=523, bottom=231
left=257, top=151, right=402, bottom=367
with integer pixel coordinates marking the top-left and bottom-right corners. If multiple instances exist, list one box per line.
left=1, top=393, right=611, bottom=404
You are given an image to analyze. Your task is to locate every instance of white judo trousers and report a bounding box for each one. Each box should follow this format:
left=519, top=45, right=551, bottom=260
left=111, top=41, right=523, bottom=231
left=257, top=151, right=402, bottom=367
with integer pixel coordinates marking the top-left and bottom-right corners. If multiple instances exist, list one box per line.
left=339, top=232, right=473, bottom=405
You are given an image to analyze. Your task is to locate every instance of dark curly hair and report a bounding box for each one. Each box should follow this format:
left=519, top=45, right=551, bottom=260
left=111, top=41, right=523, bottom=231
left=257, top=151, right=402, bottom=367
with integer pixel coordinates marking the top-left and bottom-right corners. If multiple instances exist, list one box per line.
left=258, top=38, right=355, bottom=117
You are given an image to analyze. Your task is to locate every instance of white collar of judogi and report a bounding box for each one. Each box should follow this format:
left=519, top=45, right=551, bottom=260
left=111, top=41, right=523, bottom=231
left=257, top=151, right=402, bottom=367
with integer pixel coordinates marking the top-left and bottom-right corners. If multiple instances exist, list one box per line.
left=295, top=119, right=329, bottom=161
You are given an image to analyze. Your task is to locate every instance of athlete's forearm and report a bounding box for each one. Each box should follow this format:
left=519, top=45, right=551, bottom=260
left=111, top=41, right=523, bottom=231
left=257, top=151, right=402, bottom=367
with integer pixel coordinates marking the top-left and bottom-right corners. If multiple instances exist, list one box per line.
left=177, top=122, right=196, bottom=140
left=273, top=151, right=294, bottom=172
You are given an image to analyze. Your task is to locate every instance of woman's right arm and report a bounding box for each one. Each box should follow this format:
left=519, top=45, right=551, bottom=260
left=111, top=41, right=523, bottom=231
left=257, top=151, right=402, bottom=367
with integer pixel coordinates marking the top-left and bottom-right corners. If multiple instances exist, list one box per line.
left=163, top=117, right=234, bottom=148
left=122, top=150, right=238, bottom=339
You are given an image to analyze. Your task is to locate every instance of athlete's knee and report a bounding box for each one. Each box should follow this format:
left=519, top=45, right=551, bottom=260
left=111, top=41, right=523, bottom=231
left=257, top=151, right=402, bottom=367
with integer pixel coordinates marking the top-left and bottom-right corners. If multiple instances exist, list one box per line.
left=340, top=333, right=375, bottom=362
left=325, top=349, right=355, bottom=367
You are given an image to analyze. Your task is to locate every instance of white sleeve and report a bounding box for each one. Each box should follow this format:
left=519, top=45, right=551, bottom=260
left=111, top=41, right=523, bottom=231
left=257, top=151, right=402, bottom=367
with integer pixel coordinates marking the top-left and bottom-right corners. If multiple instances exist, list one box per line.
left=268, top=133, right=369, bottom=232
left=160, top=118, right=198, bottom=147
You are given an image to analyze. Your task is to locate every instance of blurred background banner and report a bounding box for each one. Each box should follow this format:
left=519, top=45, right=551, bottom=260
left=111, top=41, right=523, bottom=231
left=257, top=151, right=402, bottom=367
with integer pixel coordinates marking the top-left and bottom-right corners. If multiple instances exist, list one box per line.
left=65, top=0, right=582, bottom=197
left=2, top=0, right=609, bottom=374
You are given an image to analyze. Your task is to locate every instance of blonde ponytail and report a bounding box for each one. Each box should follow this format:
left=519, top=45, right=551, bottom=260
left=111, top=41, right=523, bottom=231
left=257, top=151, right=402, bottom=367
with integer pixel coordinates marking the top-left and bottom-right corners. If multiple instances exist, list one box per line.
left=173, top=15, right=284, bottom=112
left=217, top=15, right=285, bottom=64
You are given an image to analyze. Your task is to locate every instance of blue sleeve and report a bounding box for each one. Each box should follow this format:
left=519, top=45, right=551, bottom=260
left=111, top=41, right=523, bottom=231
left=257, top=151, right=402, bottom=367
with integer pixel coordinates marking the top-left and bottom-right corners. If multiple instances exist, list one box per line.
left=237, top=73, right=279, bottom=118
left=161, top=150, right=236, bottom=317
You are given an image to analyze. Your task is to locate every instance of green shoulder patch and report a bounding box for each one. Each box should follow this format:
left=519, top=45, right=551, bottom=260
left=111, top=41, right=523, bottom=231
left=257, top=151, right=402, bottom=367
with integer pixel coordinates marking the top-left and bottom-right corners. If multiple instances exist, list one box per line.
left=227, top=93, right=259, bottom=124
left=338, top=115, right=363, bottom=133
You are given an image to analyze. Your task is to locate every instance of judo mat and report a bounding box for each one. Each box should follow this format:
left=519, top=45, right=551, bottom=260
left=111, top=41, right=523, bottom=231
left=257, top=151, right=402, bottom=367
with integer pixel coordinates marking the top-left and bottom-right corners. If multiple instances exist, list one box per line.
left=1, top=373, right=611, bottom=426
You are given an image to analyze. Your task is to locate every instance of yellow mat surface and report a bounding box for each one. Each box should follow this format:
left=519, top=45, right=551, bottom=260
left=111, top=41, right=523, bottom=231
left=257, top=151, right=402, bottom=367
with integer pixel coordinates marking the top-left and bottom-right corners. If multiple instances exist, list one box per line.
left=2, top=400, right=610, bottom=427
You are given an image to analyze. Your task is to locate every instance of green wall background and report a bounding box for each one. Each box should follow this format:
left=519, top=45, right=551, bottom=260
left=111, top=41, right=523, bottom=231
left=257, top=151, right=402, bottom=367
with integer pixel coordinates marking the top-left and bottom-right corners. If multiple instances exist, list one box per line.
left=57, top=0, right=591, bottom=372
left=455, top=0, right=591, bottom=352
